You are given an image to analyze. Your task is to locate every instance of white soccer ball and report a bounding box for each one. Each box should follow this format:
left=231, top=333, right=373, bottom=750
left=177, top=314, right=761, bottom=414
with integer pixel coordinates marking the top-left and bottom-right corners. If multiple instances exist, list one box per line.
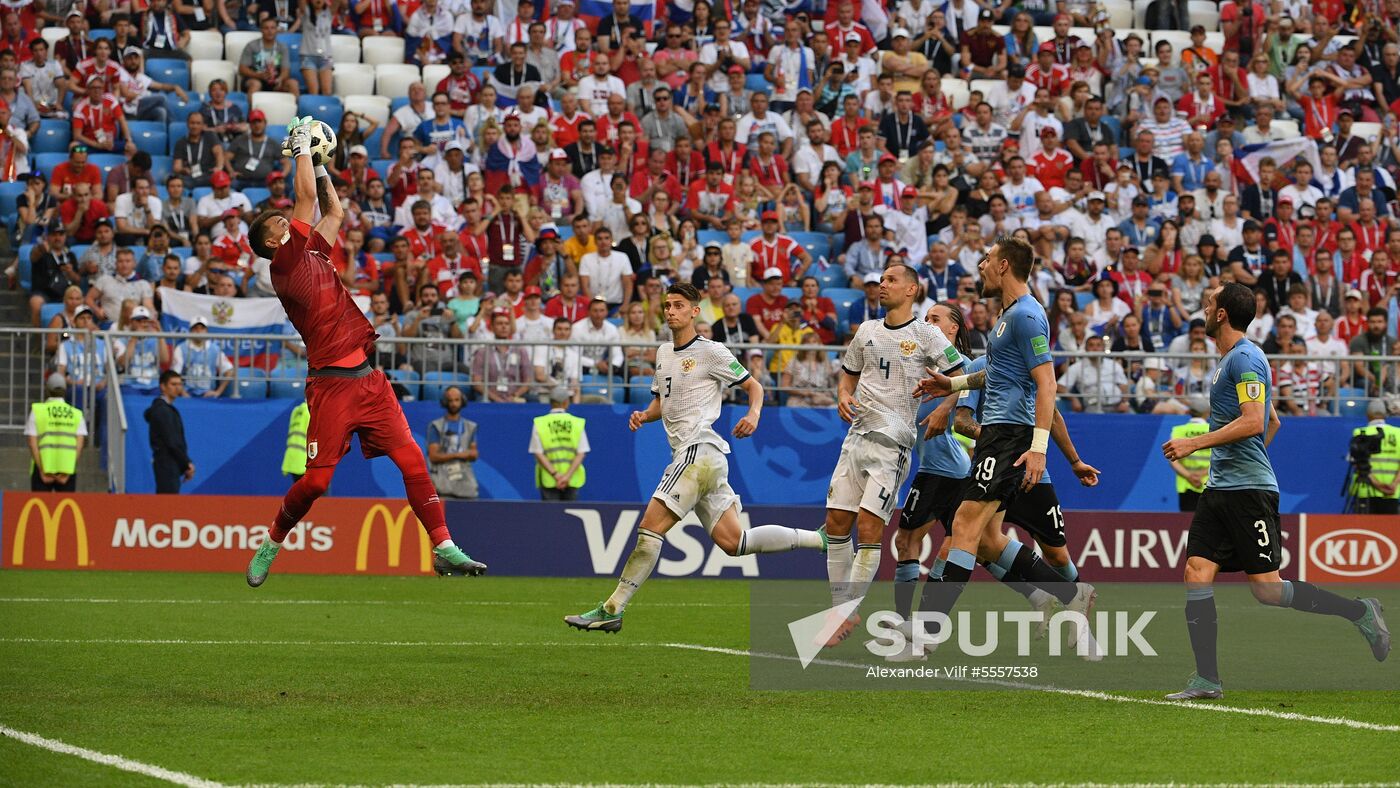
left=306, top=120, right=338, bottom=166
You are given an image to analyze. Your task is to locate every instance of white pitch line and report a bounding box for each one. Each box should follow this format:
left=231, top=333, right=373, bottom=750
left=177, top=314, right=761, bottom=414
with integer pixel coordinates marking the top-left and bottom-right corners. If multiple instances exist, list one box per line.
left=1, top=636, right=1395, bottom=734
left=0, top=723, right=225, bottom=787
left=0, top=597, right=749, bottom=608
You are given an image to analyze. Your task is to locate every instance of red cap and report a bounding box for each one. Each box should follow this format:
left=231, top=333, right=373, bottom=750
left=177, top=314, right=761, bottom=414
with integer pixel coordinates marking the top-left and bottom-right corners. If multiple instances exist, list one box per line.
left=1039, top=41, right=1056, bottom=53
left=266, top=170, right=285, bottom=184
left=222, top=207, right=240, bottom=218
left=211, top=171, right=231, bottom=187
left=728, top=64, right=745, bottom=74
left=901, top=185, right=917, bottom=197
left=879, top=153, right=897, bottom=163
left=524, top=285, right=543, bottom=298
left=1040, top=126, right=1058, bottom=137
left=760, top=209, right=779, bottom=221
left=248, top=109, right=267, bottom=121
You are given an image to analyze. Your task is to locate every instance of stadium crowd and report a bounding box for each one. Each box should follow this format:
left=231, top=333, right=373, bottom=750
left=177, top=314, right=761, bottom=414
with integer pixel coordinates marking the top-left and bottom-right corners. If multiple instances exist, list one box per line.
left=6, top=0, right=1400, bottom=415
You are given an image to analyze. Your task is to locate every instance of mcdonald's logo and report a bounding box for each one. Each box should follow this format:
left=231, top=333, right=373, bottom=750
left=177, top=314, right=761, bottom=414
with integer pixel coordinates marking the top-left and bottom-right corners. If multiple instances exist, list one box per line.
left=11, top=497, right=89, bottom=567
left=355, top=504, right=432, bottom=573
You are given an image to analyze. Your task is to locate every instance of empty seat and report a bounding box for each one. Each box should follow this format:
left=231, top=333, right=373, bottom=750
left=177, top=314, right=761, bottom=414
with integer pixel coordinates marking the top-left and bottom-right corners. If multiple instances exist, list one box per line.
left=251, top=91, right=298, bottom=125
left=940, top=77, right=969, bottom=109
left=375, top=64, right=421, bottom=97
left=362, top=36, right=406, bottom=65
left=333, top=63, right=376, bottom=97
left=168, top=94, right=203, bottom=123
left=385, top=368, right=421, bottom=400
left=330, top=34, right=361, bottom=64
left=297, top=94, right=344, bottom=131
left=343, top=93, right=391, bottom=126
left=422, top=63, right=450, bottom=89
left=421, top=371, right=468, bottom=403
left=89, top=154, right=125, bottom=183
left=33, top=119, right=70, bottom=153
left=186, top=29, right=224, bottom=60
left=234, top=369, right=269, bottom=399
left=191, top=59, right=237, bottom=94
left=40, top=27, right=66, bottom=46
left=128, top=121, right=168, bottom=156
left=146, top=58, right=190, bottom=89
left=34, top=152, right=67, bottom=177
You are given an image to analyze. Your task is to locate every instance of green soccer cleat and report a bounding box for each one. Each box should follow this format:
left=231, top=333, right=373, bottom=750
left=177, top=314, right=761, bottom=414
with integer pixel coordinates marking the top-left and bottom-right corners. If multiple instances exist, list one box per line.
left=564, top=603, right=623, bottom=633
left=1354, top=598, right=1391, bottom=662
left=246, top=540, right=281, bottom=588
left=1165, top=673, right=1224, bottom=700
left=432, top=545, right=487, bottom=577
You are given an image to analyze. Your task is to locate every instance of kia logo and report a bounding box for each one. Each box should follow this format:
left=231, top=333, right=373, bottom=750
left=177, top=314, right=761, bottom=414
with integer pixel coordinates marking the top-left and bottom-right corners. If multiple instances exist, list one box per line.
left=1309, top=529, right=1399, bottom=577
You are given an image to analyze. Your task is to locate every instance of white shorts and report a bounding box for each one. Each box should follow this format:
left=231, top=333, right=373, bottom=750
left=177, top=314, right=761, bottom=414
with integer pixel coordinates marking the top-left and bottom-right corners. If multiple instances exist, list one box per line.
left=651, top=443, right=740, bottom=532
left=826, top=431, right=910, bottom=524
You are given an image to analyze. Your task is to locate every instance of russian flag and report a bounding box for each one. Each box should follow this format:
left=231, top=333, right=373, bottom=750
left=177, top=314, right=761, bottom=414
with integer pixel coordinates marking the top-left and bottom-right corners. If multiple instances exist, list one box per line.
left=1234, top=138, right=1321, bottom=186
left=578, top=0, right=657, bottom=34
left=158, top=288, right=371, bottom=371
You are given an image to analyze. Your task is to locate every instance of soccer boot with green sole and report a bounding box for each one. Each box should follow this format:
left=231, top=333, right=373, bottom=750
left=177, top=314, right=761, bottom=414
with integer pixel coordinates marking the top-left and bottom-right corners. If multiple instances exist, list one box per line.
left=432, top=545, right=487, bottom=576
left=817, top=525, right=829, bottom=553
left=564, top=603, right=623, bottom=632
left=246, top=540, right=281, bottom=588
left=1354, top=597, right=1391, bottom=662
left=1166, top=673, right=1224, bottom=700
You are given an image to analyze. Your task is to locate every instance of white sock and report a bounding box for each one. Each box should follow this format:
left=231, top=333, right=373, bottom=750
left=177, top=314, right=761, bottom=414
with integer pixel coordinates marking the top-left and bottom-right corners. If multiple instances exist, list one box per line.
left=847, top=544, right=882, bottom=608
left=603, top=530, right=663, bottom=614
left=826, top=533, right=854, bottom=605
left=737, top=525, right=824, bottom=554
left=1028, top=588, right=1055, bottom=608
left=435, top=539, right=455, bottom=550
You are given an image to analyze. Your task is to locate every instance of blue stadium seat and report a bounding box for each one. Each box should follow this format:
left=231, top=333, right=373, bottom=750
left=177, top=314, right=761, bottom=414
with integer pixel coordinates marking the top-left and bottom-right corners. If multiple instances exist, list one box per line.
left=297, top=94, right=343, bottom=131
left=192, top=187, right=212, bottom=201
left=625, top=375, right=652, bottom=404
left=696, top=230, right=726, bottom=247
left=33, top=120, right=70, bottom=153
left=146, top=59, right=190, bottom=90
left=17, top=244, right=33, bottom=290
left=90, top=153, right=126, bottom=183
left=371, top=157, right=394, bottom=175
left=268, top=367, right=306, bottom=399
left=386, top=368, right=420, bottom=400
left=277, top=33, right=302, bottom=74
left=69, top=244, right=90, bottom=260
left=234, top=369, right=269, bottom=399
left=170, top=246, right=192, bottom=259
left=90, top=28, right=115, bottom=40
left=1338, top=388, right=1369, bottom=418
left=813, top=264, right=846, bottom=290
left=555, top=225, right=573, bottom=241
left=827, top=287, right=864, bottom=336
left=243, top=187, right=270, bottom=206
left=1075, top=292, right=1095, bottom=310
left=421, top=371, right=468, bottom=404
left=364, top=129, right=385, bottom=157
left=790, top=231, right=831, bottom=260
left=470, top=65, right=491, bottom=84
left=128, top=121, right=168, bottom=156
left=741, top=230, right=760, bottom=241
left=744, top=73, right=768, bottom=92
left=148, top=155, right=173, bottom=186
left=168, top=95, right=203, bottom=123
left=780, top=287, right=801, bottom=301
left=34, top=152, right=67, bottom=177
left=389, top=96, right=410, bottom=114
left=731, top=286, right=758, bottom=304
left=580, top=374, right=612, bottom=400
left=39, top=302, right=64, bottom=326
left=226, top=92, right=250, bottom=116
left=0, top=181, right=26, bottom=219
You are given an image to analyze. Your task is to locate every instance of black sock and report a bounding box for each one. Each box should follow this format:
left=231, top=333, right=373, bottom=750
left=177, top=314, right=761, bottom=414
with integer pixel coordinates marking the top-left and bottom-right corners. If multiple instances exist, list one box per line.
left=1010, top=543, right=1078, bottom=604
left=1289, top=581, right=1367, bottom=621
left=894, top=560, right=920, bottom=620
left=1185, top=592, right=1219, bottom=684
left=986, top=563, right=1041, bottom=602
left=917, top=564, right=970, bottom=635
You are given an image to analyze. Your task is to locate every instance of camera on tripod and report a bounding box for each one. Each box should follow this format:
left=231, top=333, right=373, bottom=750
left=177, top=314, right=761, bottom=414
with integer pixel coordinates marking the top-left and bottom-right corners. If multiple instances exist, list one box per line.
left=1349, top=431, right=1384, bottom=476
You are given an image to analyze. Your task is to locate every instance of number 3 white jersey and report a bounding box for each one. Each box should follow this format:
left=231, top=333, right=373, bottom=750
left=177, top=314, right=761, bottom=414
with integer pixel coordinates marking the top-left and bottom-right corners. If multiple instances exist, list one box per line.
left=841, top=317, right=964, bottom=450
left=651, top=336, right=751, bottom=455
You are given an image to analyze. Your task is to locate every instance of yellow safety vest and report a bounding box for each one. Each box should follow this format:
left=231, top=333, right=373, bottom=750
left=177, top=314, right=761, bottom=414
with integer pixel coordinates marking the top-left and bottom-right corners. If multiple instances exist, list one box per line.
left=31, top=399, right=83, bottom=475
left=534, top=411, right=586, bottom=489
left=1351, top=423, right=1400, bottom=500
left=282, top=402, right=310, bottom=476
left=1171, top=419, right=1212, bottom=493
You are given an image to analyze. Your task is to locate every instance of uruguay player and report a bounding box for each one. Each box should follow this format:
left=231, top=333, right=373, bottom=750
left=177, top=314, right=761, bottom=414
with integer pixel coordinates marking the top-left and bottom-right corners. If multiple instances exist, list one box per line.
left=1161, top=283, right=1390, bottom=699
left=912, top=236, right=1097, bottom=651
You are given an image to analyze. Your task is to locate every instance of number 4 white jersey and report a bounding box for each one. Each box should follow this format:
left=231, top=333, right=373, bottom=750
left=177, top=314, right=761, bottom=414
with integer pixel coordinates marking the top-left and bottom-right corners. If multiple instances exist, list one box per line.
left=651, top=336, right=751, bottom=455
left=842, top=317, right=963, bottom=450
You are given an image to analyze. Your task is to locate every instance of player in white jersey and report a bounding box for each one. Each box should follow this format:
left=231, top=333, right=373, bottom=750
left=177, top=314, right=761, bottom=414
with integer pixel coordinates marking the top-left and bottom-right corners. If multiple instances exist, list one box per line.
left=565, top=283, right=826, bottom=633
left=821, top=263, right=964, bottom=647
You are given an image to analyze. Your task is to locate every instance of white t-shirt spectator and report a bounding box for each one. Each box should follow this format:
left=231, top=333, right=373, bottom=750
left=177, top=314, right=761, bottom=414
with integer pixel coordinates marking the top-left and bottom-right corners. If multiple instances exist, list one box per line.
left=113, top=192, right=164, bottom=227
left=571, top=316, right=624, bottom=369
left=195, top=192, right=253, bottom=240
left=699, top=40, right=751, bottom=92
left=1060, top=357, right=1129, bottom=412
left=578, top=250, right=632, bottom=303
left=1001, top=176, right=1044, bottom=220
left=1306, top=332, right=1349, bottom=380
left=576, top=74, right=626, bottom=116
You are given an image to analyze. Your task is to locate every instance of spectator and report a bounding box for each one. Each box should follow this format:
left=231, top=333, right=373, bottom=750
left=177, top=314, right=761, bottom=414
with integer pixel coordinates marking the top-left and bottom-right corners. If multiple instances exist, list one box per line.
left=1059, top=334, right=1130, bottom=412
left=21, top=38, right=66, bottom=119
left=746, top=267, right=788, bottom=332
left=228, top=109, right=279, bottom=188
left=195, top=171, right=252, bottom=238
left=70, top=74, right=132, bottom=154
left=534, top=317, right=584, bottom=401
left=239, top=15, right=297, bottom=95
left=79, top=219, right=117, bottom=279
left=174, top=113, right=226, bottom=189
left=402, top=281, right=460, bottom=373
left=112, top=175, right=161, bottom=245
left=1351, top=307, right=1398, bottom=398
left=426, top=386, right=479, bottom=499
left=618, top=301, right=657, bottom=376
left=144, top=370, right=194, bottom=494
left=578, top=226, right=633, bottom=311
left=27, top=220, right=79, bottom=325
left=847, top=271, right=887, bottom=331
left=1262, top=313, right=1307, bottom=356
left=171, top=318, right=233, bottom=397
left=471, top=311, right=534, bottom=402
left=768, top=301, right=814, bottom=375
left=119, top=47, right=186, bottom=125
left=26, top=372, right=86, bottom=492
left=782, top=332, right=838, bottom=407
left=572, top=297, right=623, bottom=376
left=712, top=290, right=765, bottom=349
left=59, top=182, right=109, bottom=243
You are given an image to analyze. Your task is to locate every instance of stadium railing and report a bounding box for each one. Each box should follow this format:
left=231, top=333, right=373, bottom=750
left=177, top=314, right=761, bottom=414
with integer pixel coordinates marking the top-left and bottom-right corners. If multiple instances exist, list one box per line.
left=0, top=327, right=99, bottom=436
left=105, top=341, right=128, bottom=494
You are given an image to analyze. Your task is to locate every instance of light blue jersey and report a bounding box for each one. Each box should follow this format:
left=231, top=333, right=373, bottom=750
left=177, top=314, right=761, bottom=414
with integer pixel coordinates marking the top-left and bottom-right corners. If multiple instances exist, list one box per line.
left=961, top=354, right=1052, bottom=484
left=915, top=350, right=973, bottom=479
left=1207, top=337, right=1278, bottom=492
left=982, top=293, right=1054, bottom=427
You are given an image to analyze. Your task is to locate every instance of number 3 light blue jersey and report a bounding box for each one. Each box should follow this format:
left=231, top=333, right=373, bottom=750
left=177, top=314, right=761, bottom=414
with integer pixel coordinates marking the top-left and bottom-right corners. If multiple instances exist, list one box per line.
left=1207, top=337, right=1277, bottom=492
left=982, top=294, right=1054, bottom=427
left=843, top=317, right=964, bottom=450
left=915, top=349, right=973, bottom=479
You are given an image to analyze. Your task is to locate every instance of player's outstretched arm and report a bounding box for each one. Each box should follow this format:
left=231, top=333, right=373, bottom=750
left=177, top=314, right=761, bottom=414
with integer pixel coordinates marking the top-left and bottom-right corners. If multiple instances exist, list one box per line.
left=629, top=396, right=662, bottom=431
left=1050, top=408, right=1099, bottom=487
left=1013, top=362, right=1057, bottom=490
left=312, top=166, right=346, bottom=247
left=1163, top=399, right=1267, bottom=460
left=290, top=132, right=317, bottom=225
left=914, top=368, right=985, bottom=400
left=733, top=376, right=763, bottom=438
left=921, top=394, right=958, bottom=440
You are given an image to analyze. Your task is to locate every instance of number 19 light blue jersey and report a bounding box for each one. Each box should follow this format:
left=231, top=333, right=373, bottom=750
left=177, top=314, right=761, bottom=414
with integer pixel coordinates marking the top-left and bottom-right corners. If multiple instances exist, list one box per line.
left=961, top=354, right=1052, bottom=484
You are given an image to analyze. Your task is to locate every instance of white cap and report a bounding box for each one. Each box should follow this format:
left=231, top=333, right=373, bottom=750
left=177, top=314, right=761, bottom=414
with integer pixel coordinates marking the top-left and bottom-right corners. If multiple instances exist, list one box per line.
left=130, top=306, right=153, bottom=321
left=862, top=271, right=882, bottom=285
left=762, top=267, right=784, bottom=280
left=443, top=139, right=466, bottom=153
left=891, top=27, right=911, bottom=39
left=1143, top=357, right=1167, bottom=371
left=1088, top=191, right=1106, bottom=202
left=348, top=144, right=369, bottom=157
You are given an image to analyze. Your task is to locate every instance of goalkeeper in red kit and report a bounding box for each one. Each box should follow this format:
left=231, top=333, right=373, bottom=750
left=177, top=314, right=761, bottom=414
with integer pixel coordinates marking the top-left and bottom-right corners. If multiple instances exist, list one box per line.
left=243, top=116, right=486, bottom=586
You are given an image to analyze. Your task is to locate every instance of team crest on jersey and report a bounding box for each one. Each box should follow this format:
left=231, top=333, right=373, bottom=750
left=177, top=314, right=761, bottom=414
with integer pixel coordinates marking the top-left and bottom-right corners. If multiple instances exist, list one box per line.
left=1244, top=381, right=1263, bottom=401
left=899, top=340, right=917, bottom=356
left=307, top=441, right=318, bottom=460
left=995, top=321, right=1007, bottom=338
left=211, top=300, right=234, bottom=326
left=681, top=358, right=697, bottom=373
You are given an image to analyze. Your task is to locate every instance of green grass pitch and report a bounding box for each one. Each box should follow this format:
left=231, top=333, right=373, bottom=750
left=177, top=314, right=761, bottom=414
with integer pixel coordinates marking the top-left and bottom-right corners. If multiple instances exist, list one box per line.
left=1, top=570, right=1398, bottom=786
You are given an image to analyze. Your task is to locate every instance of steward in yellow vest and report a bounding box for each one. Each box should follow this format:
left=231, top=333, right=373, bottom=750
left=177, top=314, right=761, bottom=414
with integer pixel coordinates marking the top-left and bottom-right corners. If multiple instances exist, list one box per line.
left=531, top=387, right=589, bottom=501
left=282, top=401, right=310, bottom=480
left=1168, top=397, right=1212, bottom=512
left=1350, top=400, right=1400, bottom=515
left=27, top=373, right=86, bottom=492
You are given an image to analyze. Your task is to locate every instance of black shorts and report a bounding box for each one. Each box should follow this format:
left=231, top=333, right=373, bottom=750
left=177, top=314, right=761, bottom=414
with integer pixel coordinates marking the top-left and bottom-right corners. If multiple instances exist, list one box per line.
left=899, top=472, right=968, bottom=533
left=1187, top=488, right=1282, bottom=575
left=1003, top=482, right=1066, bottom=547
left=965, top=423, right=1033, bottom=506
